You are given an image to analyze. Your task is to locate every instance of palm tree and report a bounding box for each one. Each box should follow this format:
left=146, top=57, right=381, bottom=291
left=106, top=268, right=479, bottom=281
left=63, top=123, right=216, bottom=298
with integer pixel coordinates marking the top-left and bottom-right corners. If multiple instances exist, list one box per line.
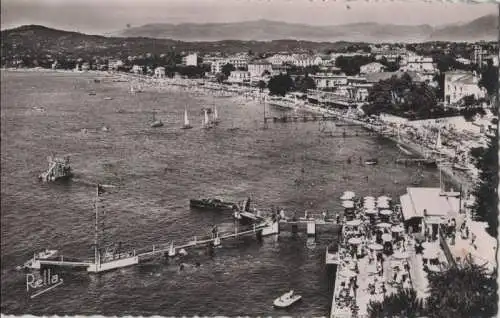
left=426, top=256, right=497, bottom=318
left=367, top=288, right=425, bottom=318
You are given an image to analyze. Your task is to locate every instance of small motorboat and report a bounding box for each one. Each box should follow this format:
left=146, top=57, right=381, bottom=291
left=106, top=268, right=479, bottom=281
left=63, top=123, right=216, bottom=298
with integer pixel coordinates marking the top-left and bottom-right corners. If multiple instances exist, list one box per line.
left=88, top=91, right=96, bottom=96
left=150, top=111, right=164, bottom=128
left=189, top=198, right=237, bottom=211
left=273, top=290, right=302, bottom=308
left=364, top=158, right=378, bottom=165
left=104, top=97, right=113, bottom=100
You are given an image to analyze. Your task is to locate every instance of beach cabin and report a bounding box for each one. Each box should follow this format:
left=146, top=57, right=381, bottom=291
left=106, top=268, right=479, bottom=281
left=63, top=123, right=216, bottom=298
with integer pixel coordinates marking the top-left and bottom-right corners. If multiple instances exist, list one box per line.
left=399, top=187, right=460, bottom=240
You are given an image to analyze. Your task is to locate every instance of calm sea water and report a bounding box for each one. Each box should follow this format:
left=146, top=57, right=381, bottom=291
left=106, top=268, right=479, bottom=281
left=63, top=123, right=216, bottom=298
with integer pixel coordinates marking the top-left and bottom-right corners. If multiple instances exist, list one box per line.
left=1, top=70, right=443, bottom=316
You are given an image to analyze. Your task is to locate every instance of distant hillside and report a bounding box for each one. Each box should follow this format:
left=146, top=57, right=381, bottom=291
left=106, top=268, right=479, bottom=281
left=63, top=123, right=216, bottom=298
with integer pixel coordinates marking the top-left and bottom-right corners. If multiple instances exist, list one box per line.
left=0, top=25, right=361, bottom=61
left=112, top=16, right=497, bottom=43
left=112, top=19, right=433, bottom=43
left=430, top=14, right=498, bottom=42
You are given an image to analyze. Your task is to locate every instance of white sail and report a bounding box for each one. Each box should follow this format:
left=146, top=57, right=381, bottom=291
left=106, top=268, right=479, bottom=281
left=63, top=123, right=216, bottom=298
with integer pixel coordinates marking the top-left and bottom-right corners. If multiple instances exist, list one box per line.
left=213, top=106, right=218, bottom=120
left=204, top=109, right=209, bottom=125
left=436, top=130, right=442, bottom=149
left=184, top=109, right=189, bottom=126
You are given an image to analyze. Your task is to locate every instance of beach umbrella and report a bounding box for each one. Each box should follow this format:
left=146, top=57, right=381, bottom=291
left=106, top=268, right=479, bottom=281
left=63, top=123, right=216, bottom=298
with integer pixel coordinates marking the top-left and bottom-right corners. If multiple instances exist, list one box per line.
left=342, top=200, right=354, bottom=209
left=391, top=225, right=404, bottom=233
left=382, top=234, right=392, bottom=242
left=369, top=243, right=383, bottom=251
left=348, top=237, right=363, bottom=245
left=380, top=209, right=393, bottom=216
left=377, top=202, right=390, bottom=209
left=393, top=250, right=410, bottom=259
left=377, top=222, right=392, bottom=229
left=346, top=219, right=362, bottom=227
left=378, top=195, right=391, bottom=202
left=340, top=191, right=355, bottom=200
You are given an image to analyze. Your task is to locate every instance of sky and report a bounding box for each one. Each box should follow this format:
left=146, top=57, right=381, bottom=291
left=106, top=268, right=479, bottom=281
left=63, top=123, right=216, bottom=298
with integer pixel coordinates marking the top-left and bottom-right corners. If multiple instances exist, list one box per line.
left=1, top=0, right=498, bottom=34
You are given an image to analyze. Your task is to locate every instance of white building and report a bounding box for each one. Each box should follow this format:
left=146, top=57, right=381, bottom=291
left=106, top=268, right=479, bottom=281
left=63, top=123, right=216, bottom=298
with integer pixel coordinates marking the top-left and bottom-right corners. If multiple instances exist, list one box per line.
left=248, top=61, right=273, bottom=78
left=182, top=53, right=198, bottom=66
left=400, top=187, right=460, bottom=238
left=444, top=71, right=486, bottom=105
left=401, top=55, right=436, bottom=73
left=310, top=73, right=348, bottom=89
left=154, top=66, right=166, bottom=78
left=131, top=65, right=143, bottom=75
left=267, top=54, right=295, bottom=65
left=228, top=71, right=250, bottom=84
left=360, top=62, right=386, bottom=74
left=210, top=56, right=249, bottom=73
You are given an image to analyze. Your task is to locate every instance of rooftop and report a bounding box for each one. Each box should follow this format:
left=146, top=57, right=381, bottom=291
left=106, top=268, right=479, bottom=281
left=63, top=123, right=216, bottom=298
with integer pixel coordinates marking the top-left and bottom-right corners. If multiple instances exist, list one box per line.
left=401, top=187, right=460, bottom=222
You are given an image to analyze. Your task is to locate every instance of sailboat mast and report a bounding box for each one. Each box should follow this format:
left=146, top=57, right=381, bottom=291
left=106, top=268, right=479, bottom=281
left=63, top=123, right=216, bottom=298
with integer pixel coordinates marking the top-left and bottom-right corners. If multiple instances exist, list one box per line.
left=94, top=185, right=99, bottom=267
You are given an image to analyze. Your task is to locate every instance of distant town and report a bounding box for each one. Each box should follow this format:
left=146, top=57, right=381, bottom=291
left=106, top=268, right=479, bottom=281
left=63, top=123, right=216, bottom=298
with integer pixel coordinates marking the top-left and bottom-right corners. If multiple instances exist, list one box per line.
left=2, top=26, right=497, bottom=121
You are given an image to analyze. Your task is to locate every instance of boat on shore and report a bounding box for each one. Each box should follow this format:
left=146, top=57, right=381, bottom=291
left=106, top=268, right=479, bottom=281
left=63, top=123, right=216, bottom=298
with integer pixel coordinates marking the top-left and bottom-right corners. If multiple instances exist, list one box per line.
left=273, top=290, right=302, bottom=308
left=364, top=158, right=378, bottom=165
left=189, top=198, right=237, bottom=211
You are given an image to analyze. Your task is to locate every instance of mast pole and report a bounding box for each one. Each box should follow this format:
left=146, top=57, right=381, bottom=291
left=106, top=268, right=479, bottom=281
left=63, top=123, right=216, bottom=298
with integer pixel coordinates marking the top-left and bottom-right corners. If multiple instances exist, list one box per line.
left=94, top=184, right=99, bottom=267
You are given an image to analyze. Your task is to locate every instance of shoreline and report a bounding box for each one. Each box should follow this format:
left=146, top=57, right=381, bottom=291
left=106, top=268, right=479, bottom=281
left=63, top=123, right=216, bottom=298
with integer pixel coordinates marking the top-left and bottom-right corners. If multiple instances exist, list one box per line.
left=3, top=68, right=476, bottom=192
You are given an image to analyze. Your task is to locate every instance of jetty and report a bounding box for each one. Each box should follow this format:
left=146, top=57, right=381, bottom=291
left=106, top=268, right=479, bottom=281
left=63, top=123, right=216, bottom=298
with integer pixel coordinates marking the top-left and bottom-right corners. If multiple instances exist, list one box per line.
left=25, top=186, right=343, bottom=274
left=330, top=192, right=415, bottom=318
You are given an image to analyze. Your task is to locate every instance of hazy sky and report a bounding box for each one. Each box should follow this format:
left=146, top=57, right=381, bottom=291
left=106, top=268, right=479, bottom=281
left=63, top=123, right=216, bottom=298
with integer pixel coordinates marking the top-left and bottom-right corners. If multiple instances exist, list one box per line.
left=1, top=0, right=497, bottom=34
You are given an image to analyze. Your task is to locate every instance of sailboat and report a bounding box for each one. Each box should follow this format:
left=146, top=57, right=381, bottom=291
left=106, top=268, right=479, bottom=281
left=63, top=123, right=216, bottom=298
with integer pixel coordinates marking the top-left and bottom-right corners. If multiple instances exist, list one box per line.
left=211, top=105, right=220, bottom=125
left=181, top=108, right=192, bottom=129
left=202, top=109, right=213, bottom=129
left=130, top=85, right=135, bottom=94
left=150, top=110, right=164, bottom=128
left=396, top=126, right=413, bottom=155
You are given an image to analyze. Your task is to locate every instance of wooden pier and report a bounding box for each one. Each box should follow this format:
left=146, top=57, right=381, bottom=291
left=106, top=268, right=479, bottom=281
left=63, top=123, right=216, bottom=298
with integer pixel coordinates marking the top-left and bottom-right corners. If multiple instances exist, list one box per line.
left=264, top=115, right=361, bottom=124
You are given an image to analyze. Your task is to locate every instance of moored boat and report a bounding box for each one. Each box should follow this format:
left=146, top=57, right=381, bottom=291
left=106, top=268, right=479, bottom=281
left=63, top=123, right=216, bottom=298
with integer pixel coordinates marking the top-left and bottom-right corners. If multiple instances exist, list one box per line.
left=273, top=290, right=302, bottom=308
left=364, top=158, right=378, bottom=165
left=189, top=198, right=237, bottom=211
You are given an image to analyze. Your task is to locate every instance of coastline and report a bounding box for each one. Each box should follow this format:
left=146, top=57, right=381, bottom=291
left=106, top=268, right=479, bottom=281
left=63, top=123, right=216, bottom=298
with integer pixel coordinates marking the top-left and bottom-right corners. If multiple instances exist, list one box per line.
left=3, top=67, right=475, bottom=192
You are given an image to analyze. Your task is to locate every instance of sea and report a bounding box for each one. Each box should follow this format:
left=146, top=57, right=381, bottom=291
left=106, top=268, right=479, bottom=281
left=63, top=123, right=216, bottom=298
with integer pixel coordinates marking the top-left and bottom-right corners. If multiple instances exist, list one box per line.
left=0, top=70, right=445, bottom=316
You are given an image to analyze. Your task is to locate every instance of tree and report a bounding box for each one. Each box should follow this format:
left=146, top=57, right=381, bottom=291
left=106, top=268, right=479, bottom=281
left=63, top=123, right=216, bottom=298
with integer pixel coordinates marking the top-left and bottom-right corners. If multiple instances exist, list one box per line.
left=221, top=63, right=235, bottom=77
left=257, top=80, right=267, bottom=92
left=267, top=74, right=294, bottom=96
left=368, top=258, right=497, bottom=318
left=470, top=132, right=498, bottom=237
left=294, top=74, right=316, bottom=93
left=426, top=258, right=497, bottom=318
left=479, top=60, right=498, bottom=99
left=367, top=289, right=425, bottom=318
left=215, top=72, right=226, bottom=84
left=335, top=55, right=376, bottom=76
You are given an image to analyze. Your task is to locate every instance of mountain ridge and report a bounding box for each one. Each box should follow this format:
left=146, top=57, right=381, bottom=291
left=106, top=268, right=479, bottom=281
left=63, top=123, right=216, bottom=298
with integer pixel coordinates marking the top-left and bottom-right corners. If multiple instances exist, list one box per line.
left=110, top=15, right=497, bottom=42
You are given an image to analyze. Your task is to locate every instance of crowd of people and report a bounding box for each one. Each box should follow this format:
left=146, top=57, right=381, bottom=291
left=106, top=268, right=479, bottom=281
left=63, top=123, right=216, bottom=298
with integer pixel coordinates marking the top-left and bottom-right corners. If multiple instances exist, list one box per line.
left=332, top=192, right=415, bottom=317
